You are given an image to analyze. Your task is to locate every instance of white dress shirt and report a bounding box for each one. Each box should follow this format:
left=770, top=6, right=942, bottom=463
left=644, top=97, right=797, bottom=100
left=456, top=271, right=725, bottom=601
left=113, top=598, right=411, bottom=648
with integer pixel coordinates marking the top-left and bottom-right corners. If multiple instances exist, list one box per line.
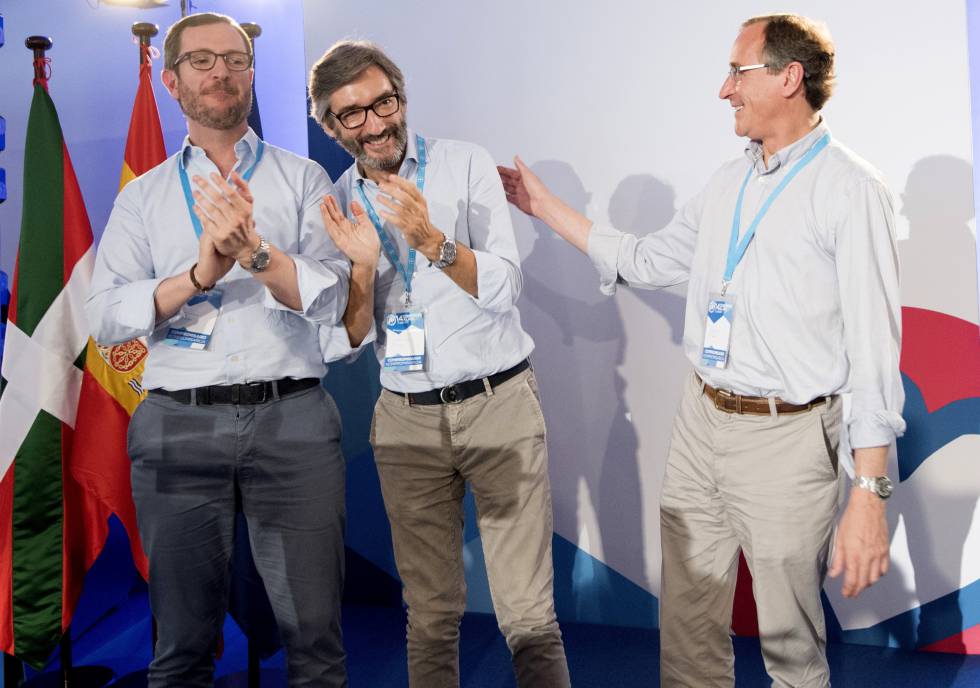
left=87, top=128, right=350, bottom=391
left=587, top=122, right=905, bottom=449
left=331, top=130, right=534, bottom=393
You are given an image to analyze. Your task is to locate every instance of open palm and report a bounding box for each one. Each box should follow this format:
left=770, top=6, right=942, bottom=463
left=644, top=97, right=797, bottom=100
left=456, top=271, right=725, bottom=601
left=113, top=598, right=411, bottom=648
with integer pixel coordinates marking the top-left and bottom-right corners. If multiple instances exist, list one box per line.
left=320, top=195, right=380, bottom=267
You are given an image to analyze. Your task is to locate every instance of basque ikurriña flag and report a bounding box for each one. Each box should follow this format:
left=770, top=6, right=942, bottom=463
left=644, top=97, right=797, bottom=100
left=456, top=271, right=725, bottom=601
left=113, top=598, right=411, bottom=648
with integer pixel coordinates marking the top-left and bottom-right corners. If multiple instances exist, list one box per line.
left=0, top=67, right=111, bottom=668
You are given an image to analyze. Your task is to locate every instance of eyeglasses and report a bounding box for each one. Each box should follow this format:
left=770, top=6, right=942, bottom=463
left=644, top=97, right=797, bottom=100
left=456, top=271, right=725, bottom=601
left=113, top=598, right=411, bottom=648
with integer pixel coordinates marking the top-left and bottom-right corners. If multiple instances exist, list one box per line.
left=329, top=93, right=400, bottom=129
left=728, top=63, right=769, bottom=82
left=174, top=50, right=253, bottom=72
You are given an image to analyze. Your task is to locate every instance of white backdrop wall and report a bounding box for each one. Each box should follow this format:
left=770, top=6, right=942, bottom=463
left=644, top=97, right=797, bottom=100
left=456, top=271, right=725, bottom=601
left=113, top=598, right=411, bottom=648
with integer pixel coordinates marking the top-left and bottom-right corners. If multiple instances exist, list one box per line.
left=304, top=0, right=980, bottom=648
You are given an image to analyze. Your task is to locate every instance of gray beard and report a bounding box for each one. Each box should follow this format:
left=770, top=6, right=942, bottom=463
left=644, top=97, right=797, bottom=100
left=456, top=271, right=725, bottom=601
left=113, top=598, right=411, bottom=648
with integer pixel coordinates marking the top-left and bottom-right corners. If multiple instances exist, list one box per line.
left=178, top=80, right=252, bottom=131
left=340, top=121, right=408, bottom=172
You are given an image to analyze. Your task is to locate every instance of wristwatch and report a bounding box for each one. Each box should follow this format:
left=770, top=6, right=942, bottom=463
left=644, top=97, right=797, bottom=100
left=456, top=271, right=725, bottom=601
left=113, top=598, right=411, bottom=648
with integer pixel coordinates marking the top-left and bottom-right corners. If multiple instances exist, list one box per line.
left=245, top=235, right=271, bottom=273
left=852, top=475, right=893, bottom=500
left=432, top=234, right=457, bottom=269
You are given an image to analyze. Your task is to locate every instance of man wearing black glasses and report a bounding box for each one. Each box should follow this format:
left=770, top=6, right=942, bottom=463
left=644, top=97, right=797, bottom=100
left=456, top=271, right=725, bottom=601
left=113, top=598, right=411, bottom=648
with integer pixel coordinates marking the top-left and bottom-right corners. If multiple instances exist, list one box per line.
left=308, top=41, right=571, bottom=688
left=87, top=12, right=350, bottom=687
left=500, top=13, right=904, bottom=688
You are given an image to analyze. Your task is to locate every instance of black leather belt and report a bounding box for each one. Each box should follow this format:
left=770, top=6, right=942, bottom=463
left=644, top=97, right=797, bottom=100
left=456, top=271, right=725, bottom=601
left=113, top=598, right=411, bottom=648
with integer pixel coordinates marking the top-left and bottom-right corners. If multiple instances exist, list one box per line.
left=149, top=377, right=319, bottom=405
left=387, top=359, right=530, bottom=406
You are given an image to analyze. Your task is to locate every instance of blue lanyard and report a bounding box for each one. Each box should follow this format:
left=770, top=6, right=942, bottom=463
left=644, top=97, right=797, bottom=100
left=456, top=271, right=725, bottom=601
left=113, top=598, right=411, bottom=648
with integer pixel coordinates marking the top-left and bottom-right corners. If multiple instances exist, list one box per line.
left=178, top=139, right=265, bottom=239
left=356, top=134, right=428, bottom=300
left=723, top=133, right=830, bottom=289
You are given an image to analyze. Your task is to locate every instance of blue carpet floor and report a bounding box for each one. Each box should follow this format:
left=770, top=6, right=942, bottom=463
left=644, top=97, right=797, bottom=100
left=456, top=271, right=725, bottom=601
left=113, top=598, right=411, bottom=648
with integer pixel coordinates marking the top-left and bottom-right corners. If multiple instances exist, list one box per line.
left=9, top=522, right=980, bottom=687
left=17, top=602, right=980, bottom=687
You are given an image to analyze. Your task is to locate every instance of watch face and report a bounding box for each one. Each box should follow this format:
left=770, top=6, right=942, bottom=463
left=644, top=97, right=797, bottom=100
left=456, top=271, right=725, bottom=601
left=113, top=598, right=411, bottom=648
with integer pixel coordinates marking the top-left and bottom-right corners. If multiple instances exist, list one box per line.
left=251, top=248, right=271, bottom=272
left=875, top=477, right=894, bottom=499
left=440, top=238, right=457, bottom=265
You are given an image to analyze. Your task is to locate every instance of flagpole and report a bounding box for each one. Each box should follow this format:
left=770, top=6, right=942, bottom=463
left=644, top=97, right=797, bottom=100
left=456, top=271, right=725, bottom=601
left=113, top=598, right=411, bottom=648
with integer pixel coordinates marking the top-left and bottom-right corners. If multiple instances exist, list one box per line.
left=129, top=23, right=164, bottom=682
left=131, top=21, right=158, bottom=60
left=241, top=22, right=261, bottom=42
left=25, top=35, right=52, bottom=88
left=241, top=22, right=264, bottom=142
left=237, top=27, right=266, bottom=688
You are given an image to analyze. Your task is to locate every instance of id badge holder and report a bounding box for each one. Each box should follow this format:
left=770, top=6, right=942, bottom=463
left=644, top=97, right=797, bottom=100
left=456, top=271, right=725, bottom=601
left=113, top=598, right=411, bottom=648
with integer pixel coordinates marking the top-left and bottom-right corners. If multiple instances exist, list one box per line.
left=383, top=292, right=426, bottom=372
left=163, top=289, right=223, bottom=350
left=701, top=292, right=735, bottom=368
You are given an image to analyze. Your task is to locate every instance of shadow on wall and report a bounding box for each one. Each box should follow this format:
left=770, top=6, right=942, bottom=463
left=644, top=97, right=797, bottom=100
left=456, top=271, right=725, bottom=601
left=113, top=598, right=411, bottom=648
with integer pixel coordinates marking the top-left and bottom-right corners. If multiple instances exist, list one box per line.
left=899, top=155, right=978, bottom=324
left=514, top=161, right=683, bottom=627
left=893, top=156, right=975, bottom=658
left=826, top=157, right=980, bottom=673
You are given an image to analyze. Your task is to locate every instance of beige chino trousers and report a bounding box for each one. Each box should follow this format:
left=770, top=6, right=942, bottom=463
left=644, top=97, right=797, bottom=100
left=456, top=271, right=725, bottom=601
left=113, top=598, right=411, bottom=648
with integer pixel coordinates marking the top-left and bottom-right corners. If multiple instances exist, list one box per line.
left=371, top=368, right=571, bottom=688
left=660, top=373, right=844, bottom=688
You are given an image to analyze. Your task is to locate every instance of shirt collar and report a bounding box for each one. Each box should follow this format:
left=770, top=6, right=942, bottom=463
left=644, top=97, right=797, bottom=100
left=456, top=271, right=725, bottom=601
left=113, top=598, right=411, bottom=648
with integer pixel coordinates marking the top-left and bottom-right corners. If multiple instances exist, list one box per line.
left=353, top=127, right=419, bottom=185
left=179, top=126, right=260, bottom=172
left=744, top=119, right=830, bottom=176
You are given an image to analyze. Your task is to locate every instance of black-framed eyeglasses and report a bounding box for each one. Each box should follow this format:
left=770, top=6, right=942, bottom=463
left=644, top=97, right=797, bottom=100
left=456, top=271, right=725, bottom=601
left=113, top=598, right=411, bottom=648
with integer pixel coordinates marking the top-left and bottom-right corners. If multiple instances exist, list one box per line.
left=328, top=93, right=400, bottom=129
left=174, top=50, right=253, bottom=72
left=728, top=63, right=768, bottom=82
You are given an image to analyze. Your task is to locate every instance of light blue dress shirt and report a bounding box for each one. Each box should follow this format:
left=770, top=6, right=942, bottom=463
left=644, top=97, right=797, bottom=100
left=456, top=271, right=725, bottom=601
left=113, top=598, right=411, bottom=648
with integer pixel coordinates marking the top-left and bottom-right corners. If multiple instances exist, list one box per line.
left=330, top=130, right=534, bottom=393
left=587, top=122, right=905, bottom=449
left=87, top=128, right=350, bottom=391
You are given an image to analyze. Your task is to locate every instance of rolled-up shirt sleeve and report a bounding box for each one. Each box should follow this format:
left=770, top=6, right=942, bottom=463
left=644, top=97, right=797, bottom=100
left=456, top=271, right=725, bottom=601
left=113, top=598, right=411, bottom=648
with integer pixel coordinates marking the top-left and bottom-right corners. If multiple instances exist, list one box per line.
left=262, top=165, right=351, bottom=325
left=318, top=319, right=377, bottom=364
left=834, top=178, right=906, bottom=448
left=465, top=147, right=523, bottom=313
left=587, top=188, right=702, bottom=295
left=86, top=182, right=164, bottom=345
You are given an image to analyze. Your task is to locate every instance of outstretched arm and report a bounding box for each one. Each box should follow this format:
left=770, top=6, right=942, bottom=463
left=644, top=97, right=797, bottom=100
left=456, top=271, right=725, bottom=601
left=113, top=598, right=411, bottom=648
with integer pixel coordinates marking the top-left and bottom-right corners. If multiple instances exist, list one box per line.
left=497, top=156, right=592, bottom=253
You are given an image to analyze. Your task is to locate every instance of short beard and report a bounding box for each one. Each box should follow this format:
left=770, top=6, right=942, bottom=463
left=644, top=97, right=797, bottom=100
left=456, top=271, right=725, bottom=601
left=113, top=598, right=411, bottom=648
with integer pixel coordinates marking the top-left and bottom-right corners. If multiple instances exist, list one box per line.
left=337, top=120, right=408, bottom=172
left=178, top=79, right=251, bottom=131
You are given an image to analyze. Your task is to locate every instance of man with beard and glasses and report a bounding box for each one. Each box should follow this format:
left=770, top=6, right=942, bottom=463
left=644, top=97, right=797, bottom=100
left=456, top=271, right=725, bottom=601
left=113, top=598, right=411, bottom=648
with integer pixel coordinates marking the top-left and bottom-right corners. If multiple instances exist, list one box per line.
left=87, top=12, right=350, bottom=687
left=308, top=41, right=571, bottom=688
left=499, top=13, right=904, bottom=688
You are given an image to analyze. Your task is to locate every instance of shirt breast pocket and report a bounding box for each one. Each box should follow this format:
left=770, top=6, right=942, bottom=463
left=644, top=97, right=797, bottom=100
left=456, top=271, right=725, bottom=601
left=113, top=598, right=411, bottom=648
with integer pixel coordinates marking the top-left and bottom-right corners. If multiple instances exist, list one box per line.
left=254, top=200, right=302, bottom=252
left=428, top=197, right=462, bottom=245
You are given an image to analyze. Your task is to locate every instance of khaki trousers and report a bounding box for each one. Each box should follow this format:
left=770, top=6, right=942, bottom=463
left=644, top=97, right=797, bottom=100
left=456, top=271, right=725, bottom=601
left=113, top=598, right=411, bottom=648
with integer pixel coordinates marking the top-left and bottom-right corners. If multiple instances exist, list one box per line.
left=660, top=373, right=843, bottom=688
left=371, top=367, right=571, bottom=688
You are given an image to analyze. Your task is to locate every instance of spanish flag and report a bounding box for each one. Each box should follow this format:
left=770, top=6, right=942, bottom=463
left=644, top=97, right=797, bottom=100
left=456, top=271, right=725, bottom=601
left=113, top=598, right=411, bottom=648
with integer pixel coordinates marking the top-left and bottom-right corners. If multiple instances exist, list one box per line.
left=70, top=41, right=166, bottom=584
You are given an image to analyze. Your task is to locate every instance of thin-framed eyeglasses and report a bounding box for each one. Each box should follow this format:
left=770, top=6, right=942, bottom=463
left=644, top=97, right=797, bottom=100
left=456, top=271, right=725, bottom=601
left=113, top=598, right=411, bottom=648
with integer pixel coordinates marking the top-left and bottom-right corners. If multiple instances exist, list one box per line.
left=329, top=93, right=400, bottom=130
left=728, top=63, right=768, bottom=82
left=174, top=50, right=253, bottom=72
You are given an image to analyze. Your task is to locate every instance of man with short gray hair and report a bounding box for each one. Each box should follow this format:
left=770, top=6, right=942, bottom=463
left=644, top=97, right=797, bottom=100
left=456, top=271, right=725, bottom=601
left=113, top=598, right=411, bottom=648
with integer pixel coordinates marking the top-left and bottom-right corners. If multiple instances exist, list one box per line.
left=500, top=14, right=904, bottom=688
left=309, top=40, right=571, bottom=688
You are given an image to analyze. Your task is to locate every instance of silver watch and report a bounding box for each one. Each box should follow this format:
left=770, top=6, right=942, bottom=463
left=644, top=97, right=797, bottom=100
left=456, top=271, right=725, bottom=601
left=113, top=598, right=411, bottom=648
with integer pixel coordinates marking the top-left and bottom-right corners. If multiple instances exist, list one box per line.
left=852, top=475, right=893, bottom=500
left=432, top=234, right=457, bottom=269
left=246, top=235, right=271, bottom=273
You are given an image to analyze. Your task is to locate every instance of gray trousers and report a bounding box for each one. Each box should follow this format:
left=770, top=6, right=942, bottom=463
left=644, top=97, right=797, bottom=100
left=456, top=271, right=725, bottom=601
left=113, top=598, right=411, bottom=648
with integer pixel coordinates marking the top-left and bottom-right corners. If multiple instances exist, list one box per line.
left=371, top=368, right=571, bottom=688
left=127, top=383, right=347, bottom=688
left=660, top=373, right=843, bottom=688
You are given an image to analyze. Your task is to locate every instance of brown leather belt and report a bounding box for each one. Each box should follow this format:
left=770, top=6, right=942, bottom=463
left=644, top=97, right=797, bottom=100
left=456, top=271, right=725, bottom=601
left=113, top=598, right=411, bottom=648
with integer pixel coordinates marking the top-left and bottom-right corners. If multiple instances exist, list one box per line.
left=702, top=381, right=827, bottom=415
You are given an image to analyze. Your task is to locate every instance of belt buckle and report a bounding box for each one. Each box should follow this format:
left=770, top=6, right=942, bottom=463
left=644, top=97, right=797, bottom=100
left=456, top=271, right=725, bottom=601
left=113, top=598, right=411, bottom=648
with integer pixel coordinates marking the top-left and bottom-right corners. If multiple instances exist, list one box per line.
left=246, top=381, right=268, bottom=404
left=439, top=384, right=463, bottom=404
left=714, top=387, right=735, bottom=413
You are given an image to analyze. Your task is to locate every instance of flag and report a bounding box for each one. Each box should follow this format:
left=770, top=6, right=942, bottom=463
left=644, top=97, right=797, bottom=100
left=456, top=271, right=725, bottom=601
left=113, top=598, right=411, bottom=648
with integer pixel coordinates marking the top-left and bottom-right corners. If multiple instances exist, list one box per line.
left=71, top=43, right=165, bottom=583
left=0, top=67, right=111, bottom=668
